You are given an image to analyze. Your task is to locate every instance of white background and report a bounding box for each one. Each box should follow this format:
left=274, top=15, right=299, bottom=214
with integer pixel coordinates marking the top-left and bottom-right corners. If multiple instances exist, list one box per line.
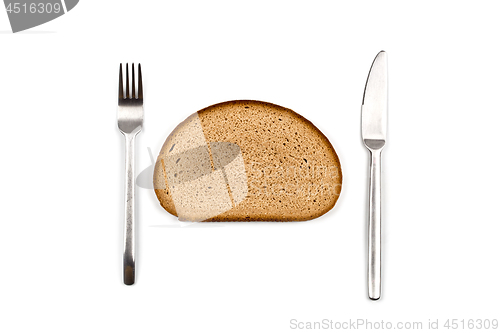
left=1, top=1, right=499, bottom=332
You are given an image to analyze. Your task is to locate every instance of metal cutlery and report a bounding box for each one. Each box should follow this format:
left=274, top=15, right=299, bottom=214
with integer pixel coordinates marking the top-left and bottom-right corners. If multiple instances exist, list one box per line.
left=361, top=51, right=388, bottom=300
left=117, top=63, right=144, bottom=285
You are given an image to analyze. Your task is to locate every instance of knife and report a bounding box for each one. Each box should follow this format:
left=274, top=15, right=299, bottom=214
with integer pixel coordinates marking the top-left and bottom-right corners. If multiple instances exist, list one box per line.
left=361, top=51, right=388, bottom=300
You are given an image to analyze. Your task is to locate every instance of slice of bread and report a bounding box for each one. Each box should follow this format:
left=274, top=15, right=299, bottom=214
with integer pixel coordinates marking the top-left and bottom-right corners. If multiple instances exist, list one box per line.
left=154, top=100, right=342, bottom=221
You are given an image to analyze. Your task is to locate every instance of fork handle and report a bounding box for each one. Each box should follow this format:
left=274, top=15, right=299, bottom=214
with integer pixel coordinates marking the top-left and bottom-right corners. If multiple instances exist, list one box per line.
left=123, top=133, right=137, bottom=285
left=368, top=148, right=382, bottom=300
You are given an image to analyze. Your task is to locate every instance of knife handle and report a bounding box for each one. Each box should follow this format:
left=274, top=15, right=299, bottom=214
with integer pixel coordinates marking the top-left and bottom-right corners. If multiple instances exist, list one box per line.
left=368, top=148, right=382, bottom=300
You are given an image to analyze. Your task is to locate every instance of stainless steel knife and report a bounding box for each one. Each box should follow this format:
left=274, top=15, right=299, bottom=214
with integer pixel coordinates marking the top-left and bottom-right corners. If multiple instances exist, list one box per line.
left=361, top=51, right=388, bottom=300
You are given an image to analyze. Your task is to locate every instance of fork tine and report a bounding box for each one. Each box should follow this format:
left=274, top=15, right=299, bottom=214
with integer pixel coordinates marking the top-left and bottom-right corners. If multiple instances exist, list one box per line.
left=126, top=63, right=130, bottom=99
left=137, top=64, right=142, bottom=99
left=119, top=64, right=123, bottom=100
left=138, top=64, right=143, bottom=100
left=132, top=63, right=135, bottom=99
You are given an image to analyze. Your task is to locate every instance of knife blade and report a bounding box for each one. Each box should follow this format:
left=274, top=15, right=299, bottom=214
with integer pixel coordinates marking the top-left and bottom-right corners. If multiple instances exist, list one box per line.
left=361, top=50, right=388, bottom=300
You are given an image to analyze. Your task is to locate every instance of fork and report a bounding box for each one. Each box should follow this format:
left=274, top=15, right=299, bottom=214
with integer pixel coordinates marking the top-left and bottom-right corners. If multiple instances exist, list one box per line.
left=117, top=63, right=143, bottom=285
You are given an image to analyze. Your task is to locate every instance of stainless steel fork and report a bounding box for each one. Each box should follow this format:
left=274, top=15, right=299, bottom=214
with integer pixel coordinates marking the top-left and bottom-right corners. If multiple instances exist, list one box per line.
left=117, top=63, right=143, bottom=285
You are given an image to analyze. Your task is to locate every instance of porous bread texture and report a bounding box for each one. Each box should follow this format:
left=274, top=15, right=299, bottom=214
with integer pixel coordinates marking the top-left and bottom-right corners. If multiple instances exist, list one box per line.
left=153, top=112, right=203, bottom=217
left=154, top=100, right=342, bottom=221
